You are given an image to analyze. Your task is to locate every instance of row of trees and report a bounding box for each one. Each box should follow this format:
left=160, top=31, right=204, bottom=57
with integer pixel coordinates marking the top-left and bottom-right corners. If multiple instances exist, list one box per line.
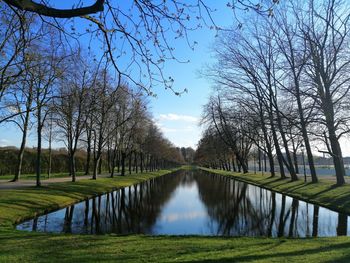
left=196, top=0, right=350, bottom=186
left=0, top=0, right=277, bottom=94
left=0, top=8, right=184, bottom=186
left=0, top=147, right=91, bottom=176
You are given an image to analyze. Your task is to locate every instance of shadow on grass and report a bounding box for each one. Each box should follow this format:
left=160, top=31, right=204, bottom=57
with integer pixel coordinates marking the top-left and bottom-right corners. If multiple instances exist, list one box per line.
left=308, top=184, right=339, bottom=199
left=185, top=241, right=350, bottom=263
left=0, top=172, right=171, bottom=227
left=1, top=232, right=350, bottom=262
left=252, top=177, right=291, bottom=189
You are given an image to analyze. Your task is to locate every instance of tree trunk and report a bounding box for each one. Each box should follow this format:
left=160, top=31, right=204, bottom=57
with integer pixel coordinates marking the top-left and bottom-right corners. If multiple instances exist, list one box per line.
left=47, top=134, right=52, bottom=179
left=70, top=153, right=76, bottom=182
left=324, top=96, right=345, bottom=185
left=107, top=142, right=112, bottom=174
left=237, top=157, right=241, bottom=173
left=36, top=108, right=42, bottom=187
left=140, top=152, right=143, bottom=173
left=110, top=155, right=116, bottom=178
left=128, top=152, right=132, bottom=174
left=134, top=152, right=138, bottom=173
left=85, top=130, right=91, bottom=175
left=14, top=122, right=29, bottom=182
left=13, top=83, right=33, bottom=182
left=258, top=148, right=262, bottom=172
left=92, top=156, right=100, bottom=180
left=257, top=93, right=275, bottom=177
left=295, top=83, right=318, bottom=183
left=121, top=151, right=126, bottom=176
left=292, top=144, right=299, bottom=175
left=98, top=155, right=102, bottom=175
left=110, top=145, right=118, bottom=178
left=328, top=128, right=346, bottom=185
left=117, top=150, right=120, bottom=173
left=239, top=157, right=248, bottom=173
left=275, top=109, right=298, bottom=181
left=269, top=111, right=285, bottom=179
left=232, top=157, right=236, bottom=172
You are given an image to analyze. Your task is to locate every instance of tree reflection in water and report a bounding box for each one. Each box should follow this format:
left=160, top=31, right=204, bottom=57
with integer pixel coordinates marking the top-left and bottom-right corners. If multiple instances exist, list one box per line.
left=196, top=171, right=348, bottom=237
left=22, top=170, right=349, bottom=237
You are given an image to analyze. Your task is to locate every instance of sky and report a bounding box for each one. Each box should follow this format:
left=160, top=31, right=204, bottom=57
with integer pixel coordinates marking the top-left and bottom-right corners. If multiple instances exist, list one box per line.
left=0, top=1, right=234, bottom=150
left=142, top=3, right=235, bottom=149
left=2, top=1, right=350, bottom=156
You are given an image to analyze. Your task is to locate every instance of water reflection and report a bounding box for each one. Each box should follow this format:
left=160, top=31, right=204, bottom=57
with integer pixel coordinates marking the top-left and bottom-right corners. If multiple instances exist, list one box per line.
left=196, top=173, right=349, bottom=237
left=18, top=169, right=350, bottom=237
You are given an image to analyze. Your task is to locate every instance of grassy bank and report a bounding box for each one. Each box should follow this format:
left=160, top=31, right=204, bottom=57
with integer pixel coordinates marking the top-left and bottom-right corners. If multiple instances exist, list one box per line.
left=0, top=169, right=177, bottom=229
left=200, top=167, right=350, bottom=215
left=0, top=167, right=350, bottom=262
left=1, top=231, right=350, bottom=262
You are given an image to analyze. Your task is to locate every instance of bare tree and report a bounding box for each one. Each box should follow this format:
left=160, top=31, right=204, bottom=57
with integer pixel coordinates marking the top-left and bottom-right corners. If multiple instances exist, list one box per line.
left=273, top=5, right=319, bottom=182
left=205, top=22, right=298, bottom=179
left=55, top=53, right=92, bottom=182
left=202, top=95, right=255, bottom=173
left=3, top=69, right=34, bottom=181
left=299, top=0, right=350, bottom=185
left=1, top=1, right=219, bottom=95
left=0, top=5, right=27, bottom=100
left=30, top=35, right=65, bottom=186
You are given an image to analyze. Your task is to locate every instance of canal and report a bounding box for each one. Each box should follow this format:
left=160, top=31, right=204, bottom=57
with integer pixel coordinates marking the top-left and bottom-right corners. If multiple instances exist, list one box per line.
left=17, top=169, right=350, bottom=237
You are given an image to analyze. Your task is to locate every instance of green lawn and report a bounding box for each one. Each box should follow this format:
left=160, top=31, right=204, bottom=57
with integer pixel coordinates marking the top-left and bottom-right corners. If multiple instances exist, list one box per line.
left=200, top=167, right=350, bottom=214
left=1, top=231, right=350, bottom=262
left=1, top=167, right=350, bottom=262
left=0, top=169, right=177, bottom=228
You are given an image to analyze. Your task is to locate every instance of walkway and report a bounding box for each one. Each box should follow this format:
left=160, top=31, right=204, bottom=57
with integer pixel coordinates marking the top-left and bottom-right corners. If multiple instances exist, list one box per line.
left=0, top=174, right=111, bottom=189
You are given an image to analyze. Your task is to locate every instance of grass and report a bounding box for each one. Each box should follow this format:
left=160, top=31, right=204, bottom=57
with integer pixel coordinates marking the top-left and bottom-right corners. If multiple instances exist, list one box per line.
left=1, top=231, right=350, bottom=262
left=0, top=169, right=178, bottom=228
left=200, top=167, right=350, bottom=215
left=1, top=167, right=350, bottom=262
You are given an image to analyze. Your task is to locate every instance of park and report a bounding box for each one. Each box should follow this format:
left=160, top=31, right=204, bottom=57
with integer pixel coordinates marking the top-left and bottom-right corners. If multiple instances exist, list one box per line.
left=1, top=0, right=350, bottom=262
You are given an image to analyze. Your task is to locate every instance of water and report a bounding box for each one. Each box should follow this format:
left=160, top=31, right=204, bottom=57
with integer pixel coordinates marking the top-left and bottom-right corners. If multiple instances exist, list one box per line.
left=16, top=169, right=350, bottom=237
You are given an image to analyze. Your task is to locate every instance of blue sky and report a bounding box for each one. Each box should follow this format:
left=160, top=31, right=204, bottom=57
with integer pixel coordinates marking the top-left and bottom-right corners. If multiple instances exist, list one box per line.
left=0, top=1, right=234, bottom=150
left=143, top=3, right=234, bottom=149
left=2, top=1, right=350, bottom=156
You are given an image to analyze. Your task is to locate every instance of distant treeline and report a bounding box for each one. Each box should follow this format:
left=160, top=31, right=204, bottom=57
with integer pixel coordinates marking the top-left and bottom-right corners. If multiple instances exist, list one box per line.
left=0, top=147, right=95, bottom=176
left=0, top=145, right=186, bottom=177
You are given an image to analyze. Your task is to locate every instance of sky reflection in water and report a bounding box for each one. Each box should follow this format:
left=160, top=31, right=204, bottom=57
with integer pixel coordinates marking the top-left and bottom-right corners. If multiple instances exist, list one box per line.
left=17, top=169, right=350, bottom=237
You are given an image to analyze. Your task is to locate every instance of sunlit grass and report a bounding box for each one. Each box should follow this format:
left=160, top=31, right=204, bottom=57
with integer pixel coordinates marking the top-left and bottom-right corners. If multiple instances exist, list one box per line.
left=1, top=231, right=350, bottom=262
left=1, top=167, right=350, bottom=262
left=0, top=169, right=178, bottom=229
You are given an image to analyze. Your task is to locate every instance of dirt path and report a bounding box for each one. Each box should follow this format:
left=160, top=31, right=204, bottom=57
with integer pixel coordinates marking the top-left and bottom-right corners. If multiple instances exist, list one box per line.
left=0, top=174, right=111, bottom=189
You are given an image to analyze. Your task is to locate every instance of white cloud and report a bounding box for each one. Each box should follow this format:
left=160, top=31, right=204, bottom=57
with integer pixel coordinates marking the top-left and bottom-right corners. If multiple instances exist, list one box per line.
left=159, top=125, right=195, bottom=133
left=158, top=113, right=198, bottom=123
left=154, top=113, right=202, bottom=148
left=0, top=138, right=10, bottom=147
left=160, top=127, right=179, bottom=133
